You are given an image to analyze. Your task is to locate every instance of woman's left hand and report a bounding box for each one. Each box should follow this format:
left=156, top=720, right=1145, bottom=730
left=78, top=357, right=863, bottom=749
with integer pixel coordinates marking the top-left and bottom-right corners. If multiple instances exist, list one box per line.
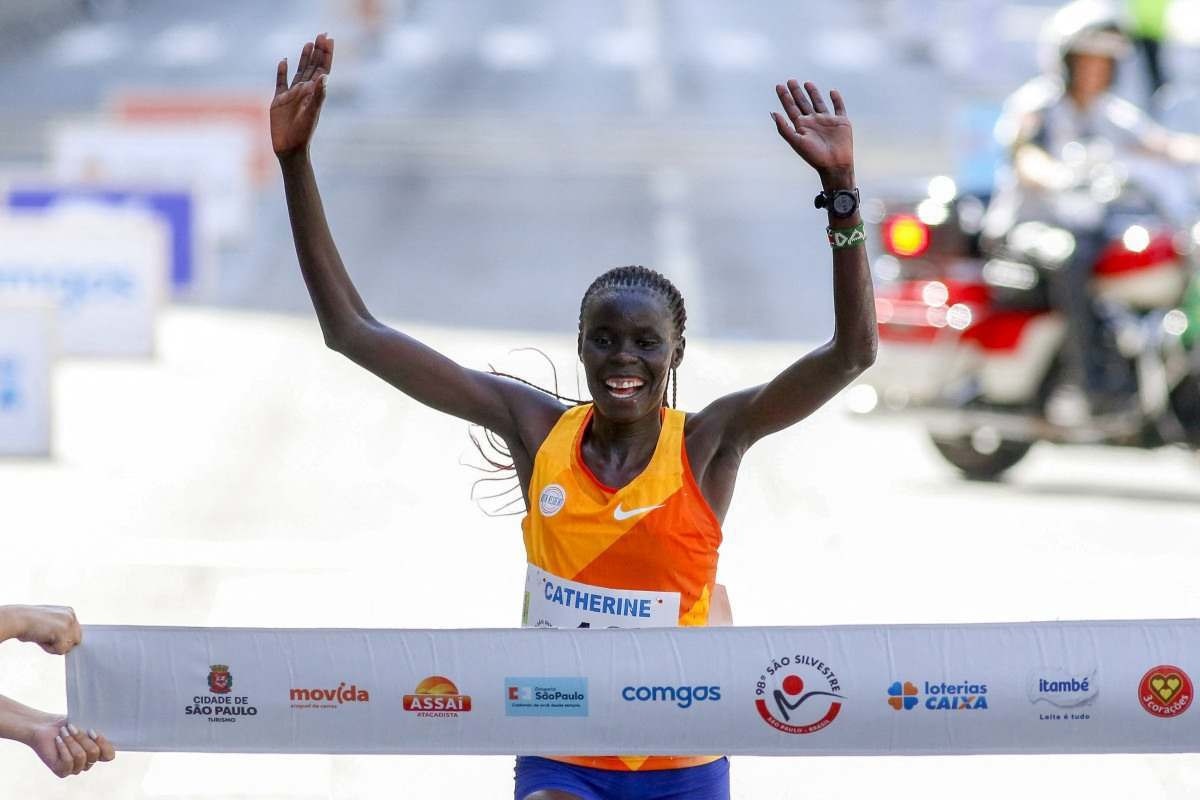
left=771, top=80, right=855, bottom=186
left=28, top=716, right=116, bottom=778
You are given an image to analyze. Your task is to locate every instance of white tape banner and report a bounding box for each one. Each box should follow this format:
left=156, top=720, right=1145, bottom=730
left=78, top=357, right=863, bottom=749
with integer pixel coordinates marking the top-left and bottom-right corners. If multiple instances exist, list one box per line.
left=67, top=622, right=1199, bottom=756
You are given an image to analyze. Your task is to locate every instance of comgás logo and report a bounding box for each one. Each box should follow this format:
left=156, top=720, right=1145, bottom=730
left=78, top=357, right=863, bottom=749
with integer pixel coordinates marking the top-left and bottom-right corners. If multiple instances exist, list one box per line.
left=290, top=681, right=370, bottom=709
left=621, top=684, right=720, bottom=709
left=185, top=664, right=258, bottom=723
left=1138, top=665, right=1193, bottom=718
left=403, top=676, right=472, bottom=718
left=887, top=679, right=988, bottom=711
left=755, top=653, right=843, bottom=735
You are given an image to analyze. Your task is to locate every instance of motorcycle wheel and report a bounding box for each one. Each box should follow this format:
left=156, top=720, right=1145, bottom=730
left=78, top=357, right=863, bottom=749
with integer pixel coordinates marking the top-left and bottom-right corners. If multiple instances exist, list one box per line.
left=929, top=432, right=1033, bottom=481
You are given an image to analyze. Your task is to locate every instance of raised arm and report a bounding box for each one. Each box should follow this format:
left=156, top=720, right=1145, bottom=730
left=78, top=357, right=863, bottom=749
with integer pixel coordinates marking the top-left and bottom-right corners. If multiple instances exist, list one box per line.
left=694, top=81, right=877, bottom=455
left=271, top=35, right=562, bottom=448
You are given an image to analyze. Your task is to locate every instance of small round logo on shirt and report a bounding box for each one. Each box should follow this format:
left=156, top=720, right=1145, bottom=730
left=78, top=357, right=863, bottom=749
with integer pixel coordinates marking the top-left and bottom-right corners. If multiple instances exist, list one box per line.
left=538, top=484, right=566, bottom=517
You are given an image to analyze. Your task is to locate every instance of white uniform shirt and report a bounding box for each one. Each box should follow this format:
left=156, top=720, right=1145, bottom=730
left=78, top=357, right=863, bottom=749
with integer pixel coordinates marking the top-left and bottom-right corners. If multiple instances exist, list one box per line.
left=984, top=76, right=1163, bottom=236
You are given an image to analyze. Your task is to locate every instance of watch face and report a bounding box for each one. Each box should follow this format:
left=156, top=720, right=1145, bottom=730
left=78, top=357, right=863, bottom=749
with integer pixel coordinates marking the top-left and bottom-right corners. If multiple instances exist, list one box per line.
left=832, top=192, right=857, bottom=215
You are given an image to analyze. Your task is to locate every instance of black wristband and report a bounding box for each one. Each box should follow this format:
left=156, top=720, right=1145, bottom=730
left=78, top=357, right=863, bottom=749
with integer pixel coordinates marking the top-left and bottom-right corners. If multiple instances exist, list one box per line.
left=814, top=188, right=860, bottom=219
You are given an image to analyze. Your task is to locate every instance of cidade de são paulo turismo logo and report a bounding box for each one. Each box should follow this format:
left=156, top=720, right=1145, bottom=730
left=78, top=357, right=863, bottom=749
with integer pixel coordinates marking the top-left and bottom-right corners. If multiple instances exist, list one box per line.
left=184, top=664, right=258, bottom=723
left=754, top=653, right=843, bottom=735
left=1138, top=665, right=1193, bottom=719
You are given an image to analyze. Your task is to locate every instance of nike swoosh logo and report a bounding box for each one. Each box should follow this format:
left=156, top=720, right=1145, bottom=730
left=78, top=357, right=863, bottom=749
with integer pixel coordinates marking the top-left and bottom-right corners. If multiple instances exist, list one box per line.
left=613, top=503, right=664, bottom=521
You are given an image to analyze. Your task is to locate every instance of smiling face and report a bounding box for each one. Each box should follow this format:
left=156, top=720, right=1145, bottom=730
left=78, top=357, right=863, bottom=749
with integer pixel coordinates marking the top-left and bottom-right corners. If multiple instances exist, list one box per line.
left=578, top=288, right=684, bottom=423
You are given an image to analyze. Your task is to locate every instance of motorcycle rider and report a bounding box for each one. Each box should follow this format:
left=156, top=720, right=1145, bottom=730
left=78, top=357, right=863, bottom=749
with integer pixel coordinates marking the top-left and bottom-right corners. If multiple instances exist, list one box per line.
left=984, top=1, right=1200, bottom=422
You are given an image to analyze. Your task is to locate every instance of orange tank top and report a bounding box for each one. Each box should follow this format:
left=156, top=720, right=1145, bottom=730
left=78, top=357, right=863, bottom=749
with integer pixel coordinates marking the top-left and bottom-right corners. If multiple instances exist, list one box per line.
left=520, top=403, right=723, bottom=771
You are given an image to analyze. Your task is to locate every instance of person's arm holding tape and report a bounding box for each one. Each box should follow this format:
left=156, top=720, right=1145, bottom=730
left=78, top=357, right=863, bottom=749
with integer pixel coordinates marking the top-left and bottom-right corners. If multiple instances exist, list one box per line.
left=0, top=605, right=116, bottom=778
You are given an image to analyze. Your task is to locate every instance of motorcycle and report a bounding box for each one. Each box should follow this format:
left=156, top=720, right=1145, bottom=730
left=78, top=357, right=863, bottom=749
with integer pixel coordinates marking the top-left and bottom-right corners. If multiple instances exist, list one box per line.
left=850, top=164, right=1200, bottom=480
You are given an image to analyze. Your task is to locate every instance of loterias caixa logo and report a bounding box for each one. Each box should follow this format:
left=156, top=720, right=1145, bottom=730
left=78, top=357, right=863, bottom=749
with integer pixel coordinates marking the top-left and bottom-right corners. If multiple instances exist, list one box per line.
left=887, top=678, right=989, bottom=711
left=185, top=665, right=258, bottom=723
left=754, top=653, right=844, bottom=735
left=1138, top=665, right=1193, bottom=719
left=403, top=676, right=472, bottom=718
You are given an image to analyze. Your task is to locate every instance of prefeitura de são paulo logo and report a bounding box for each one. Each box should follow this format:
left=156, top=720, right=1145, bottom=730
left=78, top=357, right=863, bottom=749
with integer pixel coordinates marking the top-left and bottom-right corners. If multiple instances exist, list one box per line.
left=755, top=653, right=844, bottom=735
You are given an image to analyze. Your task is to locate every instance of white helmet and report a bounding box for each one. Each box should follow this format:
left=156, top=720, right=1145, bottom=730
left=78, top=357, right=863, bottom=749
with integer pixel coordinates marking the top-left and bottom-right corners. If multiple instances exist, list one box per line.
left=1038, top=0, right=1131, bottom=73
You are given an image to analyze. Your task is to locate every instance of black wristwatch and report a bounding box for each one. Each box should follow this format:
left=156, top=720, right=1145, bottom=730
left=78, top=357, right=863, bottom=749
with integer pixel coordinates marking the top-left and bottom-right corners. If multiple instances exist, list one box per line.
left=814, top=188, right=860, bottom=219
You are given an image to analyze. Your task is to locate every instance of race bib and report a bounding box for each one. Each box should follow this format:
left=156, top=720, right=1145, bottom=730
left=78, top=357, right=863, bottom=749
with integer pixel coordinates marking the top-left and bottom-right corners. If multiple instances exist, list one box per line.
left=522, top=564, right=680, bottom=629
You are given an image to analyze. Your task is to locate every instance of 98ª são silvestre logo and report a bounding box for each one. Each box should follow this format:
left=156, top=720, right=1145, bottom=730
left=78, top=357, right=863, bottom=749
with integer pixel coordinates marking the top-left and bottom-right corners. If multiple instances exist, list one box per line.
left=754, top=653, right=843, bottom=735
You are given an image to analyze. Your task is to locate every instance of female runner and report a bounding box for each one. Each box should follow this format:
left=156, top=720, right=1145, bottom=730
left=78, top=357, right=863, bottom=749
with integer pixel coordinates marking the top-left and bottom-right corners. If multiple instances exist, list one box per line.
left=272, top=33, right=876, bottom=800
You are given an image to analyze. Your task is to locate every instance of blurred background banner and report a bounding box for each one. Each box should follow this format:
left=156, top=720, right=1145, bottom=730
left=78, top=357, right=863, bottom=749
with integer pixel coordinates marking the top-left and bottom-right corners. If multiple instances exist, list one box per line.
left=48, top=120, right=254, bottom=250
left=0, top=301, right=52, bottom=456
left=0, top=207, right=166, bottom=356
left=6, top=185, right=200, bottom=293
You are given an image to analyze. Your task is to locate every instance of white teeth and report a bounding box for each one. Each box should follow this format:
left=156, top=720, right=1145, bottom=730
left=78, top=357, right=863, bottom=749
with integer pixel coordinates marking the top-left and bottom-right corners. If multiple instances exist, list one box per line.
left=605, top=378, right=645, bottom=389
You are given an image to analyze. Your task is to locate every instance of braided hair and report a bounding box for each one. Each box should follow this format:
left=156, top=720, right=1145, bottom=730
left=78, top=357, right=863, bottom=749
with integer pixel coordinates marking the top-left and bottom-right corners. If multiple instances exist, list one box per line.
left=577, top=265, right=686, bottom=409
left=469, top=265, right=688, bottom=515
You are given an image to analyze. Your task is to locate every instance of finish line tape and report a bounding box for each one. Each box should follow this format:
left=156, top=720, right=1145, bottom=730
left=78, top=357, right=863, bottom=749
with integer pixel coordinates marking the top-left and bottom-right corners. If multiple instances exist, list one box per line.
left=66, top=621, right=1199, bottom=755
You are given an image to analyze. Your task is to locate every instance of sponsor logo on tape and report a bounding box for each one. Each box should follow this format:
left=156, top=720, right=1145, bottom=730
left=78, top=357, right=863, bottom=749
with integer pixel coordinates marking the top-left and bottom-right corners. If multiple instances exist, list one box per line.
left=290, top=681, right=370, bottom=709
left=1027, top=667, right=1096, bottom=722
left=755, top=653, right=843, bottom=735
left=505, top=677, right=588, bottom=717
left=887, top=679, right=989, bottom=711
left=184, top=664, right=258, bottom=723
left=403, top=676, right=472, bottom=718
left=621, top=684, right=721, bottom=709
left=1138, top=665, right=1193, bottom=718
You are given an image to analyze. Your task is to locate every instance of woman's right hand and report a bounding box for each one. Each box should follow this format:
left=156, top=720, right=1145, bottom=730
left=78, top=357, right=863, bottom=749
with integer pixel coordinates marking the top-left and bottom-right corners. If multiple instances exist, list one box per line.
left=1, top=605, right=81, bottom=654
left=271, top=33, right=334, bottom=159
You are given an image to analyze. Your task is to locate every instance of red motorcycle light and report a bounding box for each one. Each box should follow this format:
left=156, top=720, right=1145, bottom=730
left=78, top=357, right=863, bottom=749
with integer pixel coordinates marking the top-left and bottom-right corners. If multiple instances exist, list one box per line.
left=883, top=214, right=930, bottom=258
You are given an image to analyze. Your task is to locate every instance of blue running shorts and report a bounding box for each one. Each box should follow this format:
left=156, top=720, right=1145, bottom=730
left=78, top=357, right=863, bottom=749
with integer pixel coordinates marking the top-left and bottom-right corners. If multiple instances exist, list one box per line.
left=514, top=756, right=730, bottom=800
